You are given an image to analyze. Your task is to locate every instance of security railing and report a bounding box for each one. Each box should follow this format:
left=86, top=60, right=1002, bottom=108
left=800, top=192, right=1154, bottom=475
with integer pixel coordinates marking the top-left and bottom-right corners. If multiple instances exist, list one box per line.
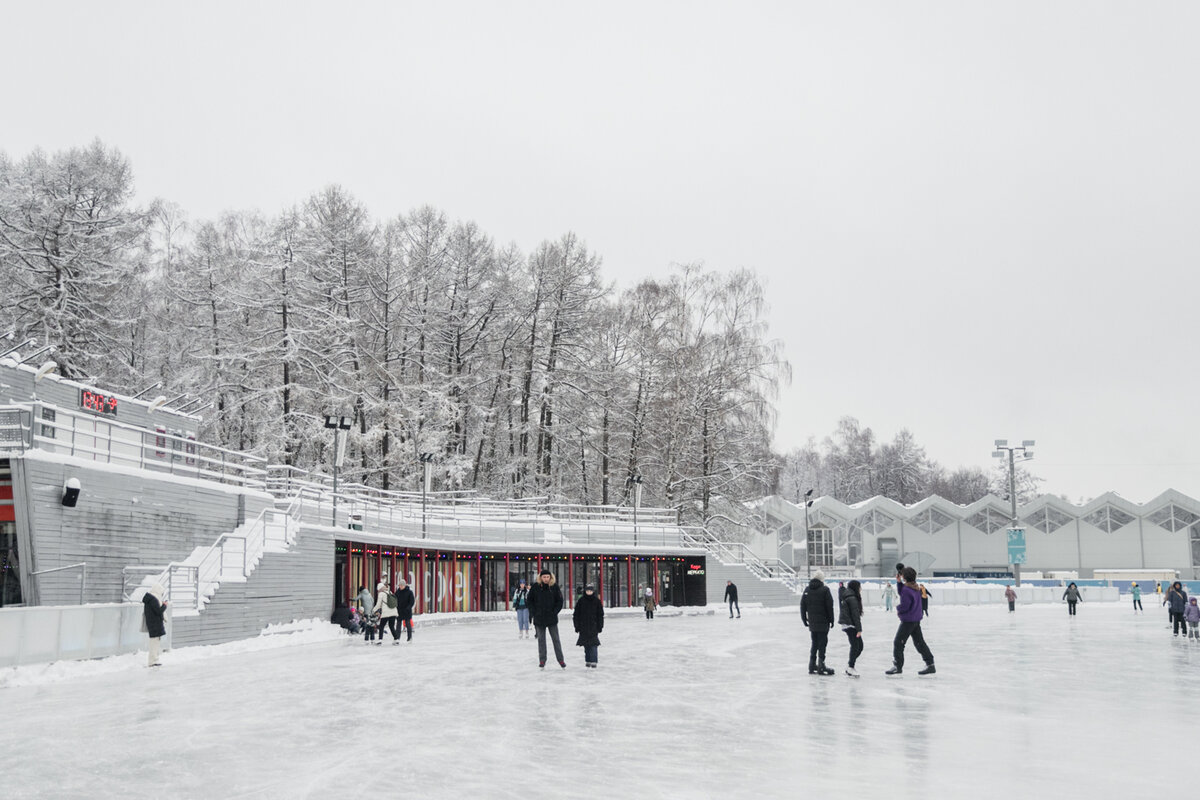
left=681, top=528, right=802, bottom=592
left=30, top=562, right=87, bottom=605
left=0, top=402, right=268, bottom=489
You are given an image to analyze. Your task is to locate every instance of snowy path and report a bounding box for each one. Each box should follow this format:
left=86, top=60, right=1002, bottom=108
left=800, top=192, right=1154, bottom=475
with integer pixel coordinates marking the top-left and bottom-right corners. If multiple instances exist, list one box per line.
left=3, top=603, right=1196, bottom=799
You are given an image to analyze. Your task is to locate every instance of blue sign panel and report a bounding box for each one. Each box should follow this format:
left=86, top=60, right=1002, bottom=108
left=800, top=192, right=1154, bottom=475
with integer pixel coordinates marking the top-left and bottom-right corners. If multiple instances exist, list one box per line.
left=1007, top=527, right=1026, bottom=564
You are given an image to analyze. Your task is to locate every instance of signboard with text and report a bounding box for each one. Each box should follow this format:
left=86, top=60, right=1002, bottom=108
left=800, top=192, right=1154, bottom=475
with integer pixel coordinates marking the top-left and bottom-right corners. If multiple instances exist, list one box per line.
left=1007, top=527, right=1027, bottom=565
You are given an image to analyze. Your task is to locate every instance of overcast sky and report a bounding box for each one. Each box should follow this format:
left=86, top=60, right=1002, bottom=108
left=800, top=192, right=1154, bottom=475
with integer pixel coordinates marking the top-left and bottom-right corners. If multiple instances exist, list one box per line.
left=4, top=1, right=1199, bottom=505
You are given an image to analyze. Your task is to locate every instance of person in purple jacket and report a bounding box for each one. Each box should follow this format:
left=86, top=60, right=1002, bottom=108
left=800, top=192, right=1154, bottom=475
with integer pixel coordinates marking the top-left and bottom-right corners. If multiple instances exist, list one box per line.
left=886, top=566, right=935, bottom=676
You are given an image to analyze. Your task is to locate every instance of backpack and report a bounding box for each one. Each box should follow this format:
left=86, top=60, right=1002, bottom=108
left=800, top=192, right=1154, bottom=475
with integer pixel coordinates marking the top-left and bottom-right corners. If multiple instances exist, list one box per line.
left=385, top=592, right=398, bottom=610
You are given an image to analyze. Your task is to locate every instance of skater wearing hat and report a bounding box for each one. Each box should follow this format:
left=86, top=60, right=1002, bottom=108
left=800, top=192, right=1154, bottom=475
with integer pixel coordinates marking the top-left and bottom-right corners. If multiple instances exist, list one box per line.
left=513, top=578, right=531, bottom=638
left=886, top=566, right=935, bottom=676
left=573, top=584, right=604, bottom=668
left=528, top=568, right=566, bottom=668
left=800, top=570, right=835, bottom=675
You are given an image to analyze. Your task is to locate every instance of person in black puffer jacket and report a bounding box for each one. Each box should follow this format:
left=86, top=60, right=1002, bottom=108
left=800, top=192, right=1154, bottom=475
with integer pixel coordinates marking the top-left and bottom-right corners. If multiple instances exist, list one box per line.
left=572, top=584, right=604, bottom=668
left=394, top=578, right=416, bottom=642
left=838, top=579, right=864, bottom=677
left=527, top=569, right=566, bottom=668
left=800, top=571, right=836, bottom=675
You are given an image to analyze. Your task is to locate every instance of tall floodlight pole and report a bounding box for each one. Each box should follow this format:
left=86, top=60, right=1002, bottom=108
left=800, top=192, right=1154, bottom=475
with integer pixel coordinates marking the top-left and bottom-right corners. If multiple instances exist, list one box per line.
left=803, top=488, right=814, bottom=578
left=419, top=452, right=434, bottom=538
left=325, top=415, right=353, bottom=527
left=992, top=439, right=1035, bottom=587
left=627, top=473, right=643, bottom=546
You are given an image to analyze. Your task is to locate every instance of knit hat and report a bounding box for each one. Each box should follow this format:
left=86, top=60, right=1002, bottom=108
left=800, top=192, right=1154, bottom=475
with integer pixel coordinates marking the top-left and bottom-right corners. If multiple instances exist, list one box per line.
left=539, top=569, right=552, bottom=577
left=584, top=584, right=595, bottom=592
left=812, top=570, right=826, bottom=582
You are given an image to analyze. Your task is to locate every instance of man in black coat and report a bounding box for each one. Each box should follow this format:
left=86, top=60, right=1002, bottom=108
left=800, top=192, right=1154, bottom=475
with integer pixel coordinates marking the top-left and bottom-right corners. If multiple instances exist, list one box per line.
left=394, top=578, right=416, bottom=642
left=724, top=580, right=740, bottom=618
left=527, top=569, right=566, bottom=668
left=800, top=571, right=835, bottom=675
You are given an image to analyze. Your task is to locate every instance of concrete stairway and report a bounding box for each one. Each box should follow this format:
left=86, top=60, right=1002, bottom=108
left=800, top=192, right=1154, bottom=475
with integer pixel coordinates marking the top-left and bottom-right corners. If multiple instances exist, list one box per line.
left=705, top=559, right=801, bottom=608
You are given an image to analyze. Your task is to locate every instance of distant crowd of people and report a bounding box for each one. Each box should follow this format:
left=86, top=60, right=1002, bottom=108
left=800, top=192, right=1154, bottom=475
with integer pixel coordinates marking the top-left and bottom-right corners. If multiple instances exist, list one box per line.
left=143, top=560, right=1196, bottom=672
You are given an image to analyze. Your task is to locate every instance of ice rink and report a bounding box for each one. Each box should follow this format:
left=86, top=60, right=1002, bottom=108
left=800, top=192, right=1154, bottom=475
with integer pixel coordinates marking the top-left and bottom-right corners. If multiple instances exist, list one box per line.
left=3, top=600, right=1197, bottom=799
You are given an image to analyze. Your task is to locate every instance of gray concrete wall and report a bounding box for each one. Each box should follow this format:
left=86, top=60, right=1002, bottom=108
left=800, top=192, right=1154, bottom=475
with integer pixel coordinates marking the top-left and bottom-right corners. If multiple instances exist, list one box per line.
left=12, top=451, right=274, bottom=605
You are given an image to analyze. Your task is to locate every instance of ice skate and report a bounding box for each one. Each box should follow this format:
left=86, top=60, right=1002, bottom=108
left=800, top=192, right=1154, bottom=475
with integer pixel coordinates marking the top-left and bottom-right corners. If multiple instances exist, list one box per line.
left=885, top=665, right=903, bottom=676
left=845, top=667, right=859, bottom=678
left=918, top=663, right=936, bottom=675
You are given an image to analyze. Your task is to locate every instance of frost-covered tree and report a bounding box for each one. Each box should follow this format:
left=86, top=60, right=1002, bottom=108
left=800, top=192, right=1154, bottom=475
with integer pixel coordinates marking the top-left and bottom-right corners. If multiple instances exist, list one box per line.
left=0, top=141, right=150, bottom=382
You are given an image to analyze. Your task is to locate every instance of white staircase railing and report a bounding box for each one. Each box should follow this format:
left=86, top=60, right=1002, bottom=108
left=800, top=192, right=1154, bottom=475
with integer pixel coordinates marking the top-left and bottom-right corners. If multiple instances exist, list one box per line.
left=133, top=494, right=305, bottom=614
left=681, top=528, right=802, bottom=593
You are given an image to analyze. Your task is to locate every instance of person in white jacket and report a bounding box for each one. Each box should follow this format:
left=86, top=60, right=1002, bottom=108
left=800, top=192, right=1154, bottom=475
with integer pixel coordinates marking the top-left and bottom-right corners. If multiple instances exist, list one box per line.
left=374, top=581, right=400, bottom=645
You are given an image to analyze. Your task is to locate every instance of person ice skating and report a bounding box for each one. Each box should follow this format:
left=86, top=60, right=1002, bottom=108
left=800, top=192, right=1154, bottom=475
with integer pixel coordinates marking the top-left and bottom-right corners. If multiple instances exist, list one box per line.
left=573, top=584, right=604, bottom=668
left=1131, top=582, right=1143, bottom=614
left=838, top=579, right=864, bottom=677
left=886, top=567, right=935, bottom=676
left=724, top=580, right=740, bottom=618
left=882, top=581, right=896, bottom=612
left=919, top=582, right=932, bottom=616
left=1063, top=582, right=1082, bottom=616
left=1185, top=597, right=1200, bottom=640
left=356, top=585, right=374, bottom=618
left=395, top=578, right=415, bottom=642
left=1165, top=581, right=1189, bottom=636
left=141, top=583, right=168, bottom=667
left=643, top=586, right=657, bottom=619
left=800, top=570, right=836, bottom=675
left=529, top=569, right=566, bottom=668
left=374, top=581, right=400, bottom=644
left=512, top=578, right=531, bottom=638
left=1005, top=585, right=1017, bottom=613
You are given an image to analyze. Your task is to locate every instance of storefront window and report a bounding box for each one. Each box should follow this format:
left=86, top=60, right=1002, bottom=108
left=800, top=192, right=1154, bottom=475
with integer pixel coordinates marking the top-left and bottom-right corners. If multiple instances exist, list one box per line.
left=1, top=459, right=19, bottom=606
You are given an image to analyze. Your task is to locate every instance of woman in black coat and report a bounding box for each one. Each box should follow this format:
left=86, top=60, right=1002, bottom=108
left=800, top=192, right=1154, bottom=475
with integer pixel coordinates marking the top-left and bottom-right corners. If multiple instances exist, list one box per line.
left=838, top=580, right=864, bottom=678
left=572, top=585, right=604, bottom=668
left=141, top=583, right=167, bottom=667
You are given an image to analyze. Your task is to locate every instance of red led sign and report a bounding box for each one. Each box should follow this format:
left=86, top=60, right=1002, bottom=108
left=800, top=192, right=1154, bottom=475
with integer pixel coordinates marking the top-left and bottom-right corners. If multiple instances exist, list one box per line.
left=80, top=389, right=119, bottom=417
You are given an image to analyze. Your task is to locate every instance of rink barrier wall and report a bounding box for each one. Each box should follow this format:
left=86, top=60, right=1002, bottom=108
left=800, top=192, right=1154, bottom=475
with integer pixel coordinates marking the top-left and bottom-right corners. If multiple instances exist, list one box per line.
left=0, top=602, right=168, bottom=668
left=858, top=584, right=1118, bottom=606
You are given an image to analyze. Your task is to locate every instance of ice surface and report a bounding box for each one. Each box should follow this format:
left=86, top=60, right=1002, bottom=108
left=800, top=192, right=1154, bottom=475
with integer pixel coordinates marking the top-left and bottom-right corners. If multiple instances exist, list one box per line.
left=2, top=603, right=1197, bottom=799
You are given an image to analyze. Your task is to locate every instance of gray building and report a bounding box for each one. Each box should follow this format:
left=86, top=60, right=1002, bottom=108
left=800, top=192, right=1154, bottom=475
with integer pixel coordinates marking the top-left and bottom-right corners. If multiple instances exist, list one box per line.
left=751, top=492, right=1200, bottom=579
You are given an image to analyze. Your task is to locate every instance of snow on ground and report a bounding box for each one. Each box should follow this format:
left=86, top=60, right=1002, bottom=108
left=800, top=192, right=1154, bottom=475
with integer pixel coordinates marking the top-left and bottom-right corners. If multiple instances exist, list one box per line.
left=2, top=602, right=1197, bottom=799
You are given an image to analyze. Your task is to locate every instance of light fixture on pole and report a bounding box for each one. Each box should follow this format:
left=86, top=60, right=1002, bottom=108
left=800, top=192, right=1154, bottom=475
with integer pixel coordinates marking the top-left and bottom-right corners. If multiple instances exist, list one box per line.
left=325, top=414, right=353, bottom=526
left=17, top=345, right=55, bottom=365
left=0, top=338, right=35, bottom=360
left=626, top=473, right=643, bottom=546
left=992, top=439, right=1035, bottom=587
left=132, top=382, right=162, bottom=400
left=419, top=452, right=435, bottom=538
left=803, top=488, right=814, bottom=578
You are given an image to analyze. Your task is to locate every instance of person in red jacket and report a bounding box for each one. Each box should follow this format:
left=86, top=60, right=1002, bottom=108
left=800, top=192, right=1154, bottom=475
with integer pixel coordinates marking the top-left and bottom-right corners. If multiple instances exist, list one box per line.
left=1005, top=585, right=1017, bottom=613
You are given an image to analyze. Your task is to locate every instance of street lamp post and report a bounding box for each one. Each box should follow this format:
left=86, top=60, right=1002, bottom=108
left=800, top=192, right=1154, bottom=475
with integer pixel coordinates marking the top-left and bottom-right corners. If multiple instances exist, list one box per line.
left=803, top=488, right=814, bottom=578
left=324, top=415, right=353, bottom=527
left=419, top=452, right=434, bottom=538
left=626, top=473, right=643, bottom=546
left=992, top=439, right=1035, bottom=587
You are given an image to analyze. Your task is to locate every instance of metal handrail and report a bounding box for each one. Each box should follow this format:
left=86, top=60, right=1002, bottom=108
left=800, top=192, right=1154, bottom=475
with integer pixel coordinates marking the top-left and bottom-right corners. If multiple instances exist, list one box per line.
left=30, top=562, right=87, bottom=605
